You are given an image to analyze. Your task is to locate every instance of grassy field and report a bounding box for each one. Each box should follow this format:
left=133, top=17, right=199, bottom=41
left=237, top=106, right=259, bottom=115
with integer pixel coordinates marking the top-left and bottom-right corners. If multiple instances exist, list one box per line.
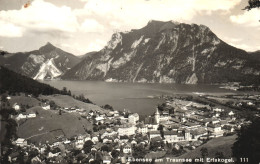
left=40, top=94, right=106, bottom=114
left=179, top=134, right=237, bottom=159
left=17, top=106, right=93, bottom=144
left=9, top=95, right=41, bottom=107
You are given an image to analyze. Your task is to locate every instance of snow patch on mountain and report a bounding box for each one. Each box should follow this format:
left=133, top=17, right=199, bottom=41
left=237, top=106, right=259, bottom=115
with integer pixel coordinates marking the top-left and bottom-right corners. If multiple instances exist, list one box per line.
left=29, top=54, right=45, bottom=64
left=215, top=61, right=227, bottom=67
left=133, top=63, right=143, bottom=82
left=201, top=47, right=215, bottom=55
left=131, top=35, right=144, bottom=49
left=111, top=50, right=136, bottom=68
left=144, top=38, right=150, bottom=44
left=33, top=58, right=62, bottom=80
left=96, top=58, right=113, bottom=76
left=106, top=32, right=122, bottom=49
left=212, top=38, right=220, bottom=46
left=155, top=34, right=166, bottom=50
left=186, top=73, right=198, bottom=84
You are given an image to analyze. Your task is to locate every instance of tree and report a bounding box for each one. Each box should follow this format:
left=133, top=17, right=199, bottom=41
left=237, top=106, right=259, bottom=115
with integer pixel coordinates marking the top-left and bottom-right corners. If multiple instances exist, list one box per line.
left=232, top=118, right=260, bottom=163
left=101, top=145, right=109, bottom=152
left=200, top=147, right=208, bottom=158
left=102, top=104, right=114, bottom=111
left=49, top=100, right=57, bottom=109
left=83, top=140, right=94, bottom=153
left=62, top=87, right=67, bottom=94
left=132, top=145, right=147, bottom=158
left=244, top=0, right=260, bottom=10
left=111, top=150, right=120, bottom=159
left=158, top=124, right=164, bottom=138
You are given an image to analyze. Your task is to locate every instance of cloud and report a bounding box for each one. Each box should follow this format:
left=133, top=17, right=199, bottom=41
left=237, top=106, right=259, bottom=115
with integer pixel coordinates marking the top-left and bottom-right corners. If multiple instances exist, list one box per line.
left=223, top=37, right=242, bottom=43
left=80, top=19, right=105, bottom=33
left=230, top=8, right=260, bottom=28
left=85, top=39, right=107, bottom=52
left=75, top=0, right=242, bottom=30
left=0, top=0, right=79, bottom=38
left=0, top=0, right=247, bottom=54
left=229, top=43, right=259, bottom=51
left=0, top=20, right=24, bottom=37
left=60, top=39, right=106, bottom=55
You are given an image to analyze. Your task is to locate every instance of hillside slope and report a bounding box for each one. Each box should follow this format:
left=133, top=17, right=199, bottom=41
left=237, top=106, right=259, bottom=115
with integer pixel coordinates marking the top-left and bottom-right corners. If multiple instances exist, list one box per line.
left=0, top=43, right=80, bottom=80
left=0, top=66, right=60, bottom=95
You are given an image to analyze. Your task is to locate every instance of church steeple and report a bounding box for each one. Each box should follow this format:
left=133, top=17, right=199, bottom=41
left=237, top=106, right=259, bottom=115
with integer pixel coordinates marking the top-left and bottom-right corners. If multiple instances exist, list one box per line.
left=155, top=108, right=160, bottom=124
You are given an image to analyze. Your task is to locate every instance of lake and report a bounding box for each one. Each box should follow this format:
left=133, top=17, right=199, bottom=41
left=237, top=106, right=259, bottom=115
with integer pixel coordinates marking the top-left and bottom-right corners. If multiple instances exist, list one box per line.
left=43, top=80, right=231, bottom=115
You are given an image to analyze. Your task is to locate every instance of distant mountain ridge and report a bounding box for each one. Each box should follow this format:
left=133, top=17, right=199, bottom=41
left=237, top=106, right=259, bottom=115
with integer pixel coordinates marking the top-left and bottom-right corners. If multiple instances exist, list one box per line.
left=62, top=20, right=260, bottom=85
left=0, top=42, right=80, bottom=80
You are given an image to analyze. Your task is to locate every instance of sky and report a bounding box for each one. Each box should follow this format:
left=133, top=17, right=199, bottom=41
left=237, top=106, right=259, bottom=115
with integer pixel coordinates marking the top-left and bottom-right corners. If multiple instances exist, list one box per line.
left=0, top=0, right=259, bottom=56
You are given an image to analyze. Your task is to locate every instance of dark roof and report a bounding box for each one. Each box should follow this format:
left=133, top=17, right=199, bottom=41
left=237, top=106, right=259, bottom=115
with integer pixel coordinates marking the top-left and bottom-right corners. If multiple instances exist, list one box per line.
left=164, top=131, right=178, bottom=135
left=149, top=131, right=160, bottom=135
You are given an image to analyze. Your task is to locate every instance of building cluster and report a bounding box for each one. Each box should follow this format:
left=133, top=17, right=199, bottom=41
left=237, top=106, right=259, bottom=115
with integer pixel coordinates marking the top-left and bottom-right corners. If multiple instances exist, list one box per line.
left=5, top=96, right=251, bottom=164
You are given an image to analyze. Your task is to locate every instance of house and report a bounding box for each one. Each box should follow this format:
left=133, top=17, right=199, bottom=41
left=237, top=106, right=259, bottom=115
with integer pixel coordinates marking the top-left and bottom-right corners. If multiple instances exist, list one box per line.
left=101, top=131, right=117, bottom=139
left=123, top=143, right=132, bottom=154
left=150, top=136, right=162, bottom=143
left=48, top=152, right=60, bottom=158
left=15, top=138, right=27, bottom=147
left=84, top=134, right=91, bottom=141
left=92, top=136, right=99, bottom=144
left=113, top=111, right=119, bottom=117
left=164, top=131, right=178, bottom=143
left=137, top=123, right=148, bottom=134
left=16, top=114, right=27, bottom=120
left=118, top=124, right=136, bottom=136
left=31, top=156, right=41, bottom=163
left=75, top=135, right=85, bottom=149
left=128, top=113, right=139, bottom=124
left=207, top=123, right=224, bottom=137
left=190, top=128, right=208, bottom=140
left=147, top=123, right=159, bottom=132
left=8, top=152, right=19, bottom=163
left=228, top=111, right=235, bottom=116
left=42, top=103, right=50, bottom=110
left=12, top=103, right=20, bottom=111
left=95, top=116, right=105, bottom=124
left=27, top=113, right=36, bottom=118
left=103, top=137, right=113, bottom=144
left=213, top=108, right=224, bottom=112
left=173, top=143, right=180, bottom=150
left=222, top=125, right=235, bottom=133
left=149, top=131, right=161, bottom=139
left=103, top=155, right=112, bottom=164
left=63, top=140, right=71, bottom=144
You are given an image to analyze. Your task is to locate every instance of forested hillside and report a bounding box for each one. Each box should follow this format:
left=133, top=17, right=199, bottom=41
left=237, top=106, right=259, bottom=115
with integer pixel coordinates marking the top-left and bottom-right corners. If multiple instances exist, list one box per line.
left=0, top=66, right=61, bottom=96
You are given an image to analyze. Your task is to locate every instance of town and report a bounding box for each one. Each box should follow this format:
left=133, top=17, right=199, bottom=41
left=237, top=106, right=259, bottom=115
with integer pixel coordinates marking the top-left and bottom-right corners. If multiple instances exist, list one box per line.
left=1, top=93, right=258, bottom=164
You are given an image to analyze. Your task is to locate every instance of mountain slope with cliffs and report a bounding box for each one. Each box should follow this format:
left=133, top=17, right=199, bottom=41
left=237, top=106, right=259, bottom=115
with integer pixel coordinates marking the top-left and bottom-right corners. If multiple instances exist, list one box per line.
left=62, top=20, right=260, bottom=84
left=0, top=43, right=80, bottom=80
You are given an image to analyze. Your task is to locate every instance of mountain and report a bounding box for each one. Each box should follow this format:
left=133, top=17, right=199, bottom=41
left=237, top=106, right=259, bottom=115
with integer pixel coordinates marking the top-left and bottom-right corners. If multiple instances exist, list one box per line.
left=62, top=20, right=260, bottom=85
left=78, top=51, right=98, bottom=59
left=0, top=66, right=61, bottom=95
left=0, top=43, right=80, bottom=80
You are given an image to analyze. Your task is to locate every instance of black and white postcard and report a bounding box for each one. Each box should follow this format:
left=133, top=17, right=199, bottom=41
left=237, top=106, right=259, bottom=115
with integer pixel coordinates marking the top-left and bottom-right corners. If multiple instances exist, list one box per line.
left=0, top=0, right=260, bottom=163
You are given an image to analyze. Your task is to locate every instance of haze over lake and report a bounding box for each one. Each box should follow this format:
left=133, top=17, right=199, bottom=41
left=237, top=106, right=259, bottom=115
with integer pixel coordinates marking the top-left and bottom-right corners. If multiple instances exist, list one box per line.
left=43, top=80, right=232, bottom=115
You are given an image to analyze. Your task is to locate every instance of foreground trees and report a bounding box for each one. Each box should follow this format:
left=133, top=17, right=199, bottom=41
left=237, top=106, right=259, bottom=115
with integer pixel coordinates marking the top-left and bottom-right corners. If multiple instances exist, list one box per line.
left=232, top=118, right=260, bottom=163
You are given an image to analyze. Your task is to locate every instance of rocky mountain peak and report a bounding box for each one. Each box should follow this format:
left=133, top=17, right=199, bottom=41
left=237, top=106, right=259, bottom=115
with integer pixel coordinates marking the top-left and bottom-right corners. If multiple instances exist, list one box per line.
left=39, top=42, right=57, bottom=53
left=59, top=20, right=260, bottom=85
